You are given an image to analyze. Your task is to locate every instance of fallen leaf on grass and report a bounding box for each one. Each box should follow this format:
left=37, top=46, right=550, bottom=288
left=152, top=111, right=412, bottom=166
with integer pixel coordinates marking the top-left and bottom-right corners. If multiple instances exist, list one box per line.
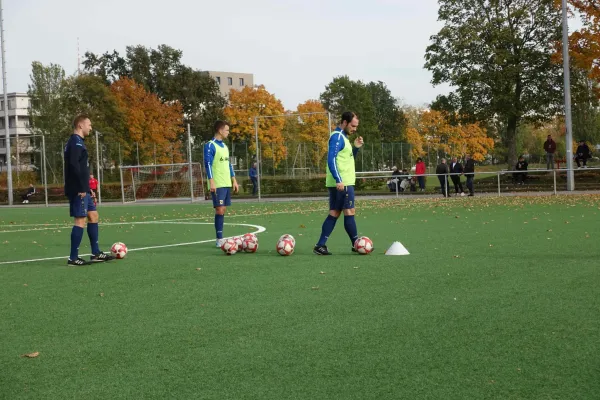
left=23, top=284, right=28, bottom=287
left=453, top=255, right=460, bottom=258
left=99, top=293, right=104, bottom=297
left=299, top=224, right=306, bottom=228
left=196, top=268, right=201, bottom=271
left=311, top=287, right=319, bottom=290
left=320, top=271, right=325, bottom=275
left=21, top=352, right=39, bottom=358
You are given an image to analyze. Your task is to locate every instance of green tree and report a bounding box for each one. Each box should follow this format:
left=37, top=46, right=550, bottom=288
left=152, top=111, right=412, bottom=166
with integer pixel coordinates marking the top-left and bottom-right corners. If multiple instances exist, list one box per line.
left=366, top=81, right=407, bottom=142
left=320, top=76, right=378, bottom=141
left=425, top=0, right=563, bottom=166
left=83, top=44, right=226, bottom=142
left=27, top=62, right=71, bottom=183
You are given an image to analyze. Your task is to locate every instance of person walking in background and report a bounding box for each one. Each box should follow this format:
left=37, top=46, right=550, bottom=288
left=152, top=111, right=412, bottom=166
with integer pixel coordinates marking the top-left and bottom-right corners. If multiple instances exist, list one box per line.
left=415, top=157, right=426, bottom=191
left=450, top=157, right=465, bottom=196
left=249, top=162, right=258, bottom=195
left=575, top=140, right=591, bottom=168
left=89, top=174, right=99, bottom=205
left=544, top=134, right=556, bottom=170
left=436, top=158, right=451, bottom=197
left=464, top=154, right=475, bottom=196
left=514, top=156, right=528, bottom=185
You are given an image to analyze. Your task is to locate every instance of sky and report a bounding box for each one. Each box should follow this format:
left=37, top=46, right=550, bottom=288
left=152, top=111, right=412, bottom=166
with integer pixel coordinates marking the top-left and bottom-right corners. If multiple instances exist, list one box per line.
left=4, top=0, right=452, bottom=110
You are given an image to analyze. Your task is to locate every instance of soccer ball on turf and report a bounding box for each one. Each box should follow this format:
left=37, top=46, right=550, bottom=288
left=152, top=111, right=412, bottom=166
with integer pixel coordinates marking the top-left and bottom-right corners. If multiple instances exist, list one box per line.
left=110, top=242, right=128, bottom=259
left=354, top=236, right=373, bottom=255
left=233, top=236, right=244, bottom=252
left=221, top=238, right=238, bottom=255
left=276, top=238, right=294, bottom=256
left=279, top=234, right=295, bottom=247
left=243, top=238, right=258, bottom=253
left=243, top=233, right=258, bottom=242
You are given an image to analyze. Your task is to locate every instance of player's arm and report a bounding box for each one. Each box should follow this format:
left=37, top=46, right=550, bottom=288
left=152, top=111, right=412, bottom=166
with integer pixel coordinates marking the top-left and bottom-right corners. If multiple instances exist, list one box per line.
left=230, top=162, right=239, bottom=194
left=203, top=142, right=216, bottom=192
left=68, top=143, right=88, bottom=197
left=327, top=134, right=345, bottom=191
left=352, top=136, right=364, bottom=157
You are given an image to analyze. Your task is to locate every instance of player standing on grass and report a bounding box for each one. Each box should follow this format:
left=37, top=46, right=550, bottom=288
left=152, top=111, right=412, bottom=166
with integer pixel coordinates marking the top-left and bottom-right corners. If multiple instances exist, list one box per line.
left=314, top=111, right=364, bottom=255
left=204, top=120, right=239, bottom=247
left=65, top=115, right=115, bottom=265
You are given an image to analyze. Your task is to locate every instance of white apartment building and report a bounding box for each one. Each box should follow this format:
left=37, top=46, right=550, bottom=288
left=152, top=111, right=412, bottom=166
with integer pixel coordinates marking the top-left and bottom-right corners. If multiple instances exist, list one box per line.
left=0, top=93, right=34, bottom=171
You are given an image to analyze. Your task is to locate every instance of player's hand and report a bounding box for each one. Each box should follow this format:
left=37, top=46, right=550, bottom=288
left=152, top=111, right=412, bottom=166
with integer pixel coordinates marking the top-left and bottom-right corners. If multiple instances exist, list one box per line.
left=354, top=136, right=364, bottom=148
left=232, top=181, right=239, bottom=194
left=209, top=180, right=216, bottom=193
left=336, top=182, right=345, bottom=192
left=79, top=192, right=86, bottom=198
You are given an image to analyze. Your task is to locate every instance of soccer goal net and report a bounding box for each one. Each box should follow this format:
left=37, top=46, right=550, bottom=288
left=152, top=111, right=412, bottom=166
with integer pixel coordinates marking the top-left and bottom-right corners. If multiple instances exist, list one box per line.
left=119, top=163, right=205, bottom=203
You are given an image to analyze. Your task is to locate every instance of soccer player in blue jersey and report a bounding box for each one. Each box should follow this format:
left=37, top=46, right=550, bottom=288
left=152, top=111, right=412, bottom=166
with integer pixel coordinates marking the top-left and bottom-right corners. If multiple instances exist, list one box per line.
left=65, top=115, right=115, bottom=265
left=314, top=111, right=364, bottom=255
left=204, top=121, right=239, bottom=246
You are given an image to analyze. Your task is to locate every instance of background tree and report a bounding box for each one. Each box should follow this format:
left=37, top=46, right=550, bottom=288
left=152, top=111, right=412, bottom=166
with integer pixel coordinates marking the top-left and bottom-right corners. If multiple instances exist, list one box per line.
left=297, top=100, right=330, bottom=168
left=425, top=0, right=563, bottom=167
left=110, top=78, right=185, bottom=164
left=223, top=85, right=286, bottom=167
left=366, top=81, right=407, bottom=142
left=83, top=45, right=226, bottom=141
left=320, top=76, right=378, bottom=141
left=27, top=62, right=71, bottom=183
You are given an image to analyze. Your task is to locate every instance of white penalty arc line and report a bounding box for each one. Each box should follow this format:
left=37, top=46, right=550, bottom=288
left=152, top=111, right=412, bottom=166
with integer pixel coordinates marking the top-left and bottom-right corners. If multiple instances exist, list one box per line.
left=0, top=222, right=266, bottom=266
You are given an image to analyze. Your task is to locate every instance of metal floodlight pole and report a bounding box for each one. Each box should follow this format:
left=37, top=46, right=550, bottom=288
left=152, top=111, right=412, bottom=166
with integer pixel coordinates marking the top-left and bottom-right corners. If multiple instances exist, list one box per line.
left=0, top=0, right=12, bottom=205
left=254, top=117, right=261, bottom=201
left=119, top=166, right=125, bottom=204
left=95, top=131, right=102, bottom=204
left=187, top=124, right=194, bottom=203
left=562, top=0, right=575, bottom=191
left=41, top=134, right=48, bottom=207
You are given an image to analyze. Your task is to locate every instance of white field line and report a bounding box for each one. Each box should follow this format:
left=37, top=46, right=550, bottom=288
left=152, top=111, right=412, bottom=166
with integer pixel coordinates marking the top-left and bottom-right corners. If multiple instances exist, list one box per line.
left=0, top=222, right=266, bottom=266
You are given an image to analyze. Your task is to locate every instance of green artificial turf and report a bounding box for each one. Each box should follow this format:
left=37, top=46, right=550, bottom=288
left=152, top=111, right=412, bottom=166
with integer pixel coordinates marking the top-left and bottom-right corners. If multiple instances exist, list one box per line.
left=1, top=195, right=599, bottom=399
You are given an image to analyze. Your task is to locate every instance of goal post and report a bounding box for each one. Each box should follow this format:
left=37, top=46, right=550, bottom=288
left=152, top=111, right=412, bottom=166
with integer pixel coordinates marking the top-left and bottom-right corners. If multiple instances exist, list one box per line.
left=119, top=162, right=205, bottom=203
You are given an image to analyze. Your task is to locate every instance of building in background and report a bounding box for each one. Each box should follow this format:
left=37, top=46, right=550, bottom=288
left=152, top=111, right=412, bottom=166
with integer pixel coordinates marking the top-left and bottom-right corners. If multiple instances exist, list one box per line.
left=207, top=71, right=254, bottom=99
left=0, top=93, right=34, bottom=172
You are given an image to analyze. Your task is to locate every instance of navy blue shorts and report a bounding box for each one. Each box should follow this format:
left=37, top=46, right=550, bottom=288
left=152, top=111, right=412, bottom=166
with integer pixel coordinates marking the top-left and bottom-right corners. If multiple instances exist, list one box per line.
left=328, top=186, right=355, bottom=211
left=211, top=187, right=231, bottom=208
left=69, top=193, right=96, bottom=218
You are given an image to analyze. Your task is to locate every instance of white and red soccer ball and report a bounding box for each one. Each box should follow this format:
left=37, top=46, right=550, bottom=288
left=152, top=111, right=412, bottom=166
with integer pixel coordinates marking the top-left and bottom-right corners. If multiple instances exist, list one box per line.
left=276, top=236, right=295, bottom=256
left=243, top=237, right=258, bottom=253
left=279, top=234, right=295, bottom=247
left=243, top=233, right=257, bottom=242
left=221, top=238, right=238, bottom=255
left=233, top=236, right=244, bottom=252
left=110, top=242, right=128, bottom=259
left=354, top=236, right=373, bottom=255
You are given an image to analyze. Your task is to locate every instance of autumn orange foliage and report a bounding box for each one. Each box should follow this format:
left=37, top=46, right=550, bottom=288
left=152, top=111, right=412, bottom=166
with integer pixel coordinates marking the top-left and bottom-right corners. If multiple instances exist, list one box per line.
left=224, top=85, right=287, bottom=166
left=110, top=78, right=184, bottom=164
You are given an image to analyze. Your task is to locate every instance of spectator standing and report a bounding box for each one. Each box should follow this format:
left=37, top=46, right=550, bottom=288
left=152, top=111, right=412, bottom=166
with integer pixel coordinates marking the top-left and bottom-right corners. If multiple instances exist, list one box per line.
left=543, top=135, right=557, bottom=170
left=249, top=163, right=258, bottom=195
left=415, top=158, right=426, bottom=191
left=436, top=159, right=451, bottom=197
left=450, top=157, right=465, bottom=196
left=89, top=174, right=99, bottom=205
left=464, top=155, right=475, bottom=196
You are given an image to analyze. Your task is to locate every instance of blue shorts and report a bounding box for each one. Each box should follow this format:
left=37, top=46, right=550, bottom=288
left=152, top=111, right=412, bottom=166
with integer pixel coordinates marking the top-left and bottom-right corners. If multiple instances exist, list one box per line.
left=69, top=193, right=96, bottom=218
left=328, top=186, right=355, bottom=211
left=211, top=187, right=231, bottom=208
